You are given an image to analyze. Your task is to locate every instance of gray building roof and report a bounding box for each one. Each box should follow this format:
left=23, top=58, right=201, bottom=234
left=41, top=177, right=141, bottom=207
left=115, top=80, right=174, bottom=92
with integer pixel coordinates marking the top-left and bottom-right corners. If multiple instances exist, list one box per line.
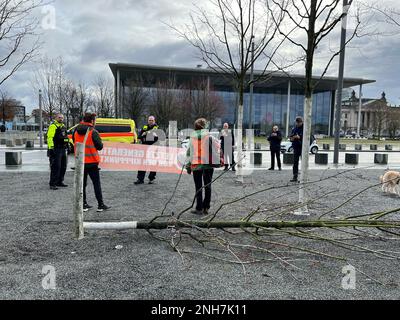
left=109, top=62, right=375, bottom=92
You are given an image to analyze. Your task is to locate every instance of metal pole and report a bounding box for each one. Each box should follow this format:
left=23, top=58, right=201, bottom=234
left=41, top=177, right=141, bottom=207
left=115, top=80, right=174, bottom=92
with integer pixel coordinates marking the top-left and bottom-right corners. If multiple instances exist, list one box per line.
left=334, top=0, right=351, bottom=164
left=286, top=80, right=291, bottom=137
left=357, top=84, right=363, bottom=138
left=39, top=89, right=43, bottom=148
left=249, top=37, right=255, bottom=131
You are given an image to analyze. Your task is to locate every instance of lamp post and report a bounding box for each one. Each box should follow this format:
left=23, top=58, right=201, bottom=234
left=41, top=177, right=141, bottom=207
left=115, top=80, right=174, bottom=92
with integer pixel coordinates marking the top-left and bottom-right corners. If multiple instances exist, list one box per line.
left=334, top=0, right=352, bottom=164
left=39, top=89, right=43, bottom=148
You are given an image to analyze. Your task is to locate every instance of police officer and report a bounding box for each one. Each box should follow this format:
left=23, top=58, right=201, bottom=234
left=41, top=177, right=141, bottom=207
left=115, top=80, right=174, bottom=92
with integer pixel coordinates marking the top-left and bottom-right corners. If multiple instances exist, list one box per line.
left=289, top=117, right=304, bottom=183
left=135, top=116, right=159, bottom=185
left=47, top=114, right=69, bottom=190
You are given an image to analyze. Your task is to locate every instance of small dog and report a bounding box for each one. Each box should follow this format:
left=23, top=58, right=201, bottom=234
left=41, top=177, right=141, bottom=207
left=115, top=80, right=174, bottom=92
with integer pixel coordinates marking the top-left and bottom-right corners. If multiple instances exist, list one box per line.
left=380, top=171, right=400, bottom=195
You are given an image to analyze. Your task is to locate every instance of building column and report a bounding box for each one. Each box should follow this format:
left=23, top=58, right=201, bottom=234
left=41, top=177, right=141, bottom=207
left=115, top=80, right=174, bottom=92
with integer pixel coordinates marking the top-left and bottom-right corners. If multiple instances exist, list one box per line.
left=116, top=69, right=121, bottom=118
left=357, top=84, right=362, bottom=137
left=286, top=80, right=291, bottom=137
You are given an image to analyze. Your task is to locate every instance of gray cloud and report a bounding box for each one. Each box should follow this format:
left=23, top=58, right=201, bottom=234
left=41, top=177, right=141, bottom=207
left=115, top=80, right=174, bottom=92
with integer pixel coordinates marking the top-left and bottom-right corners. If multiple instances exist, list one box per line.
left=1, top=0, right=400, bottom=112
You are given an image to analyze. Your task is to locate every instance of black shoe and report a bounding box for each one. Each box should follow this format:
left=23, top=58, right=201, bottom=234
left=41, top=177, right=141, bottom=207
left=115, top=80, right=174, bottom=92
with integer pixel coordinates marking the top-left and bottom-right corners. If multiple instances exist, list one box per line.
left=290, top=177, right=298, bottom=183
left=191, top=209, right=203, bottom=215
left=148, top=180, right=155, bottom=185
left=56, top=183, right=68, bottom=187
left=50, top=185, right=58, bottom=190
left=203, top=208, right=210, bottom=215
left=268, top=168, right=274, bottom=171
left=83, top=203, right=93, bottom=212
left=134, top=180, right=144, bottom=185
left=97, top=203, right=111, bottom=212
left=279, top=168, right=282, bottom=171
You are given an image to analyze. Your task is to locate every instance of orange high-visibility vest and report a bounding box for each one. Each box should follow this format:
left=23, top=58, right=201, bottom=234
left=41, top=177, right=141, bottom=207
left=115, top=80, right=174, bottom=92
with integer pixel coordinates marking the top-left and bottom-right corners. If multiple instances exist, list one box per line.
left=74, top=128, right=100, bottom=164
left=191, top=134, right=221, bottom=166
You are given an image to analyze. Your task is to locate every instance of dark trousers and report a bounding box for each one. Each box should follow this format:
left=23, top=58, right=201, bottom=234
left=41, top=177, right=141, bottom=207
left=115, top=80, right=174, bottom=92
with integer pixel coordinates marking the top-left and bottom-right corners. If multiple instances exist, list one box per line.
left=270, top=150, right=281, bottom=169
left=193, top=169, right=214, bottom=211
left=293, top=148, right=302, bottom=177
left=49, top=147, right=67, bottom=186
left=137, top=171, right=157, bottom=182
left=83, top=165, right=103, bottom=205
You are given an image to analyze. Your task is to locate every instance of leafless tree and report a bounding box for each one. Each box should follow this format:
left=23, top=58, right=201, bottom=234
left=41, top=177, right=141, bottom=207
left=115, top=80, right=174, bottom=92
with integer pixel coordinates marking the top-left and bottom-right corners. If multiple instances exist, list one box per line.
left=32, top=57, right=63, bottom=123
left=269, top=0, right=361, bottom=211
left=169, top=0, right=287, bottom=181
left=149, top=78, right=179, bottom=130
left=93, top=77, right=114, bottom=118
left=387, top=108, right=400, bottom=139
left=123, top=76, right=148, bottom=124
left=0, top=91, right=15, bottom=124
left=0, top=0, right=43, bottom=87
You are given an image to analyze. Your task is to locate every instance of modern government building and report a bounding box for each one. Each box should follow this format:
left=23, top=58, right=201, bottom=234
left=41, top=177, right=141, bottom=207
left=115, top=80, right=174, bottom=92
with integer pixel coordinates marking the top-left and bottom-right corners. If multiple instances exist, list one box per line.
left=109, top=63, right=375, bottom=136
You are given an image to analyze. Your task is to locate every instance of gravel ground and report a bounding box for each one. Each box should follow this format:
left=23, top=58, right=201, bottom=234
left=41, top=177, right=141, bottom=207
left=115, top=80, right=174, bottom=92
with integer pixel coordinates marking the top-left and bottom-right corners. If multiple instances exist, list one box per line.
left=1, top=168, right=400, bottom=300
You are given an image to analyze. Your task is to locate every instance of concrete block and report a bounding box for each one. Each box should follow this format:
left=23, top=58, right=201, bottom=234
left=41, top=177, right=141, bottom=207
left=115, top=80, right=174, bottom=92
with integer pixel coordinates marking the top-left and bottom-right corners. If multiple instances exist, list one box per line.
left=283, top=153, right=294, bottom=165
left=5, top=152, right=22, bottom=166
left=345, top=153, right=359, bottom=165
left=315, top=153, right=328, bottom=165
left=374, top=154, right=388, bottom=165
left=250, top=152, right=262, bottom=165
left=26, top=140, right=35, bottom=149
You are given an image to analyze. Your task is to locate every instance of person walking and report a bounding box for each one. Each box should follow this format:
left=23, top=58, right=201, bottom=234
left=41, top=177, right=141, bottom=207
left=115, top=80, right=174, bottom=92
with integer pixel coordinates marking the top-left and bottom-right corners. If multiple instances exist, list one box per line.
left=220, top=123, right=236, bottom=171
left=267, top=125, right=282, bottom=171
left=135, top=116, right=159, bottom=185
left=186, top=118, right=220, bottom=215
left=289, top=117, right=304, bottom=183
left=73, top=113, right=110, bottom=212
left=47, top=114, right=69, bottom=190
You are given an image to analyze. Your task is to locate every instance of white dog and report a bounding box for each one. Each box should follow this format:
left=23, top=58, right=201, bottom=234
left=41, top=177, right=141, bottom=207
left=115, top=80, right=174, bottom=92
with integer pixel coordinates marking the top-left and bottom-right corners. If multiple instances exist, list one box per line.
left=380, top=171, right=400, bottom=195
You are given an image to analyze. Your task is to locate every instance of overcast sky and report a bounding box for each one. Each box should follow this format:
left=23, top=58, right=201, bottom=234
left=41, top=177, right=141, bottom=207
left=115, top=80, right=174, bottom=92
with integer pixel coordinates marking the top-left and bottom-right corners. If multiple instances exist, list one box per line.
left=2, top=0, right=400, bottom=113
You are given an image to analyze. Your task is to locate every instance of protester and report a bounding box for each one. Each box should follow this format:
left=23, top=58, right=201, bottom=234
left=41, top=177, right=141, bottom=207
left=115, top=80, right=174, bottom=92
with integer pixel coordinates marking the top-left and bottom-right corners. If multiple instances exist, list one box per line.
left=73, top=113, right=110, bottom=212
left=289, top=117, right=304, bottom=182
left=0, top=124, right=5, bottom=133
left=47, top=114, right=69, bottom=190
left=135, top=116, right=159, bottom=185
left=267, top=125, right=282, bottom=171
left=186, top=118, right=220, bottom=215
left=220, top=123, right=236, bottom=171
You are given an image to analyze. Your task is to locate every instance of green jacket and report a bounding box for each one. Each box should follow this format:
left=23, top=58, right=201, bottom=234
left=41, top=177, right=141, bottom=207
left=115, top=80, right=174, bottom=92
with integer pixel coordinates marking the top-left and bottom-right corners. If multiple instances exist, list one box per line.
left=186, top=130, right=216, bottom=171
left=47, top=120, right=68, bottom=149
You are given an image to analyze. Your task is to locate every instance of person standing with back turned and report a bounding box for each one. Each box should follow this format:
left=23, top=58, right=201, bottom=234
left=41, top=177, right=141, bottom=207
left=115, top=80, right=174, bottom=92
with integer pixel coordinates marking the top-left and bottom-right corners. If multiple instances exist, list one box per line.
left=73, top=113, right=110, bottom=212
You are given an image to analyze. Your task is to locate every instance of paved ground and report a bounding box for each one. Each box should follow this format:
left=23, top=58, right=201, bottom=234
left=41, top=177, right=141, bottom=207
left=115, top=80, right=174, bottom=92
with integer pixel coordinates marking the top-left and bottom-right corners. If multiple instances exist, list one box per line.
left=1, top=166, right=400, bottom=300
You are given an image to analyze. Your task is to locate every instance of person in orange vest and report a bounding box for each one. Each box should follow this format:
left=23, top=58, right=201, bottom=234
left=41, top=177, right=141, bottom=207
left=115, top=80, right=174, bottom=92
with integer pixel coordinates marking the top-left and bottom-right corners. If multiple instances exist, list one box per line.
left=73, top=113, right=110, bottom=212
left=186, top=118, right=222, bottom=215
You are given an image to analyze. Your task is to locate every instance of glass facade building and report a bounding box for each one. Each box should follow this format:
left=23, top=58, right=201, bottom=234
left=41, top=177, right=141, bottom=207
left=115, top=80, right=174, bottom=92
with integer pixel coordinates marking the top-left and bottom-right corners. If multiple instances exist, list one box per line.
left=109, top=63, right=375, bottom=137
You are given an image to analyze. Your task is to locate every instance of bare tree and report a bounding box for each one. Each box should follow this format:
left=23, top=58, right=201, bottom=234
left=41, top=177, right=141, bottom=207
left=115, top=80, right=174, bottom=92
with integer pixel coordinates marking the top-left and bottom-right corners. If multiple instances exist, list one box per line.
left=0, top=91, right=15, bottom=124
left=269, top=0, right=361, bottom=212
left=387, top=108, right=400, bottom=139
left=122, top=76, right=148, bottom=123
left=93, top=77, right=114, bottom=118
left=32, top=57, right=63, bottom=123
left=170, top=0, right=287, bottom=181
left=149, top=78, right=179, bottom=130
left=0, top=0, right=42, bottom=86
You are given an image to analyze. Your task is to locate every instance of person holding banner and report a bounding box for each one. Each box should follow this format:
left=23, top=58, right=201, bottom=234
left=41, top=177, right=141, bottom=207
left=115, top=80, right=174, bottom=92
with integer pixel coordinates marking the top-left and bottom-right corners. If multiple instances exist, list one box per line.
left=186, top=118, right=221, bottom=215
left=135, top=116, right=159, bottom=185
left=73, top=113, right=110, bottom=212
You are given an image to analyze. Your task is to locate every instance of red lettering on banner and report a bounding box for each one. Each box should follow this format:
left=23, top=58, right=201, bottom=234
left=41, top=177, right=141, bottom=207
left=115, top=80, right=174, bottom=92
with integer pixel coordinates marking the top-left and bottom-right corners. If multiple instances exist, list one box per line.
left=99, top=142, right=187, bottom=174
